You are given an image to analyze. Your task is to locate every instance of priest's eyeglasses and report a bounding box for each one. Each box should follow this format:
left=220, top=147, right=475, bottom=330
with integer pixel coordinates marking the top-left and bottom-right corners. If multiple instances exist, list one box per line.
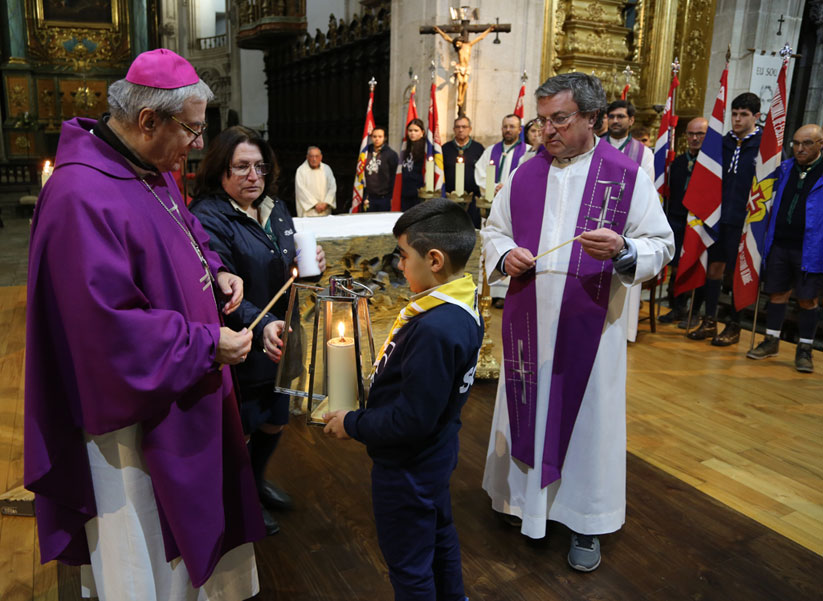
left=169, top=115, right=207, bottom=141
left=535, top=111, right=580, bottom=130
left=229, top=163, right=272, bottom=177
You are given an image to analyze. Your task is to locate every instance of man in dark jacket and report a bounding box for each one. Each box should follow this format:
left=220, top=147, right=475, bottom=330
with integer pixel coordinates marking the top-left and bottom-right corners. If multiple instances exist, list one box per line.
left=443, top=116, right=485, bottom=227
left=660, top=117, right=708, bottom=325
left=746, top=124, right=823, bottom=372
left=364, top=126, right=399, bottom=212
left=688, top=92, right=761, bottom=345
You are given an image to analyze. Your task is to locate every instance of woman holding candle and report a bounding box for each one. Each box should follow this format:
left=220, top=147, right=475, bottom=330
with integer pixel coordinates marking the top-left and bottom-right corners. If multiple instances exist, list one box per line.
left=190, top=126, right=326, bottom=536
left=400, top=118, right=426, bottom=211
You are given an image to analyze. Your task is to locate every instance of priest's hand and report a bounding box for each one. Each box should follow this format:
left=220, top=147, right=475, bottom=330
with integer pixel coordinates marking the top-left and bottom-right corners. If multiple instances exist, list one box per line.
left=216, top=271, right=244, bottom=315
left=505, top=247, right=536, bottom=277
left=216, top=327, right=253, bottom=365
left=316, top=202, right=329, bottom=213
left=322, top=410, right=352, bottom=439
left=316, top=244, right=327, bottom=272
left=579, top=228, right=625, bottom=261
left=263, top=320, right=286, bottom=362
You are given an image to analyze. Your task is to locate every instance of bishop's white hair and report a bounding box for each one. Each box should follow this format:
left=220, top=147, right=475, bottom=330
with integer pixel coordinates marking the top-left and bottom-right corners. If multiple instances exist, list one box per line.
left=107, top=79, right=214, bottom=123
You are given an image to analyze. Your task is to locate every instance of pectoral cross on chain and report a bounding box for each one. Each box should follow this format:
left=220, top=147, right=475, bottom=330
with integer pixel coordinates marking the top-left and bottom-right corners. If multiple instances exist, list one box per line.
left=513, top=339, right=534, bottom=405
left=587, top=180, right=625, bottom=229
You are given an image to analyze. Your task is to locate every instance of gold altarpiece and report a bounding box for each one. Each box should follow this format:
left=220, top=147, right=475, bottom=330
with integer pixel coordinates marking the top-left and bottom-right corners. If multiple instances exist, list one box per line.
left=540, top=0, right=717, bottom=149
left=2, top=0, right=136, bottom=160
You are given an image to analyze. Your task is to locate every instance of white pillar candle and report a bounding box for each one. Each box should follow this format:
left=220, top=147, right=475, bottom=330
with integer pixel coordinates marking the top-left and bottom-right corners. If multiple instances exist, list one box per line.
left=327, top=322, right=357, bottom=412
left=425, top=156, right=435, bottom=192
left=41, top=160, right=52, bottom=188
left=455, top=157, right=465, bottom=196
left=485, top=160, right=495, bottom=201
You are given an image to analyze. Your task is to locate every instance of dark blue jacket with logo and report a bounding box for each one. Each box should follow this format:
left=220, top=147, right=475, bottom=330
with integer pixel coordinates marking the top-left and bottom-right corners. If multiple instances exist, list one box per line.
left=344, top=302, right=483, bottom=468
left=190, top=193, right=297, bottom=388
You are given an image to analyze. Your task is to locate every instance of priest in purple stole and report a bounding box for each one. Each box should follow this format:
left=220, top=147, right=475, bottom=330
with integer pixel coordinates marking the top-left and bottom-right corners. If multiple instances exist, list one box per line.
left=25, top=50, right=265, bottom=599
left=481, top=73, right=673, bottom=572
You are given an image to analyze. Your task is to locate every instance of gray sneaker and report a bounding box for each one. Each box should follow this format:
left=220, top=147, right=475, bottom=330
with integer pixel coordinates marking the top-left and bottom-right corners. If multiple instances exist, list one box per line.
left=568, top=533, right=601, bottom=572
left=796, top=343, right=814, bottom=373
left=747, top=335, right=779, bottom=360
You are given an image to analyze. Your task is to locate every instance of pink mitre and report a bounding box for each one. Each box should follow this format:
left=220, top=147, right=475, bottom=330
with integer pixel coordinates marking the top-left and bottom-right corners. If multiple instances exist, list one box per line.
left=125, top=48, right=199, bottom=89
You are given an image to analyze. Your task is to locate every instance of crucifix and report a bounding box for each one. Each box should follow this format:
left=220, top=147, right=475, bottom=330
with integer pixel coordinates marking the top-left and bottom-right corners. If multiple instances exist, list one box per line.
left=420, top=7, right=511, bottom=117
left=513, top=339, right=534, bottom=405
left=776, top=14, right=785, bottom=36
left=587, top=181, right=625, bottom=229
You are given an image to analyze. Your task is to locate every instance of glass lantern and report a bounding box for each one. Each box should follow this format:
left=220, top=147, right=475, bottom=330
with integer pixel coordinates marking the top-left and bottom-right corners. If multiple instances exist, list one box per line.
left=274, top=276, right=376, bottom=426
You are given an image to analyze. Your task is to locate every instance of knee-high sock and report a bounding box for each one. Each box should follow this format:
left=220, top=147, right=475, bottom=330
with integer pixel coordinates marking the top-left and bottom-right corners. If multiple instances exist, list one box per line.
left=797, top=307, right=820, bottom=342
left=704, top=279, right=721, bottom=318
left=765, top=302, right=787, bottom=334
left=249, top=430, right=282, bottom=486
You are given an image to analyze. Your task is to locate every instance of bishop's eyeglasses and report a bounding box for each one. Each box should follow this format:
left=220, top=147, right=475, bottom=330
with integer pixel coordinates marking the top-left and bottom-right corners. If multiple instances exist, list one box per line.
left=169, top=115, right=207, bottom=141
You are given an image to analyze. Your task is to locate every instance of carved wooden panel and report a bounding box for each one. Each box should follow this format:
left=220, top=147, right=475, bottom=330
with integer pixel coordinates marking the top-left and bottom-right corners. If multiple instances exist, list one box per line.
left=36, top=78, right=58, bottom=124
left=8, top=132, right=35, bottom=157
left=59, top=79, right=107, bottom=120
left=5, top=76, right=31, bottom=117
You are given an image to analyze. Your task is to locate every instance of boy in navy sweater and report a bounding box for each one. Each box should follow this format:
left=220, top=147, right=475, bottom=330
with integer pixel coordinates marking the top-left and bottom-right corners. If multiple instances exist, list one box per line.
left=323, top=199, right=483, bottom=601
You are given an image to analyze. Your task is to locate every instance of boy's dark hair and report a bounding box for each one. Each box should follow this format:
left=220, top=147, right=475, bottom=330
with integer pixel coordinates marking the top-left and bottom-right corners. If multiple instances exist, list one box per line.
left=731, top=92, right=760, bottom=114
left=631, top=125, right=650, bottom=138
left=606, top=99, right=635, bottom=118
left=393, top=199, right=476, bottom=271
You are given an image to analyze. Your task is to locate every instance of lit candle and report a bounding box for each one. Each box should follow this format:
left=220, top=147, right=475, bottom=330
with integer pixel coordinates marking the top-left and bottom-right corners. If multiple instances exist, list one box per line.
left=41, top=160, right=52, bottom=188
left=485, top=160, right=495, bottom=201
left=455, top=156, right=465, bottom=196
left=425, top=156, right=435, bottom=192
left=327, top=322, right=357, bottom=412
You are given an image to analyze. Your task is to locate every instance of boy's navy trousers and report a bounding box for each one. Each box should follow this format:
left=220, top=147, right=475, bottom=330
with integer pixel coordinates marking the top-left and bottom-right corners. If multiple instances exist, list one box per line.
left=371, top=437, right=465, bottom=601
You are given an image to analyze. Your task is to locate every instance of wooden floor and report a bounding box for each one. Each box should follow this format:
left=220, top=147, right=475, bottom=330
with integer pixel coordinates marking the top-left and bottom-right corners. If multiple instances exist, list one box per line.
left=1, top=274, right=822, bottom=599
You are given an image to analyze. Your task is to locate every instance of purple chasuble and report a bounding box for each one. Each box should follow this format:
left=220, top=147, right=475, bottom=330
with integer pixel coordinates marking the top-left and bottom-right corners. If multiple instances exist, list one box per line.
left=502, top=139, right=639, bottom=487
left=490, top=141, right=527, bottom=183
left=24, top=118, right=265, bottom=587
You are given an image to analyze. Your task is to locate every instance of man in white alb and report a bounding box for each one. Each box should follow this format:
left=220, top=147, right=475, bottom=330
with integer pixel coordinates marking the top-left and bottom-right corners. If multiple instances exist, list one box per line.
left=481, top=72, right=673, bottom=572
left=295, top=146, right=337, bottom=217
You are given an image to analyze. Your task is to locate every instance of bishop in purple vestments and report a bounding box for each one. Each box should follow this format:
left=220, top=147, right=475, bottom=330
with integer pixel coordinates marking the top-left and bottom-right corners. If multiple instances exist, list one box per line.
left=24, top=49, right=265, bottom=600
left=481, top=73, right=673, bottom=573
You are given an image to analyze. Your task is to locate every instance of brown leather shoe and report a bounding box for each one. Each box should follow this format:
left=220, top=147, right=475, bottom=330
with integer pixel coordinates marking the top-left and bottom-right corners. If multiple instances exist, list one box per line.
left=712, top=322, right=741, bottom=346
left=687, top=316, right=717, bottom=340
left=795, top=343, right=814, bottom=373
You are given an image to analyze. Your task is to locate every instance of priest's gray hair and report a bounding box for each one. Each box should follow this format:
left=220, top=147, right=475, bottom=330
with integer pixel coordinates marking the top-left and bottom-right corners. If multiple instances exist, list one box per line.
left=535, top=73, right=607, bottom=130
left=107, top=79, right=214, bottom=123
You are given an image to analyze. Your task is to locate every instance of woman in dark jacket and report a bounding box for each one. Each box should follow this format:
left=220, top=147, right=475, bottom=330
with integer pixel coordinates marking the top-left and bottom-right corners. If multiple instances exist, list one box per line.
left=400, top=118, right=426, bottom=211
left=190, top=126, right=326, bottom=536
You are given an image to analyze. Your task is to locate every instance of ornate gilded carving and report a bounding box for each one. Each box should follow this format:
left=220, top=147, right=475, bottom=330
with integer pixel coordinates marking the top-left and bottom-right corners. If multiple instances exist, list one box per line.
left=59, top=79, right=107, bottom=119
left=8, top=80, right=30, bottom=115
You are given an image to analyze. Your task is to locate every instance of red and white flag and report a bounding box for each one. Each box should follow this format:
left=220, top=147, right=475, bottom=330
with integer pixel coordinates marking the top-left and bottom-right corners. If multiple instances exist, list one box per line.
left=350, top=85, right=376, bottom=213
left=653, top=74, right=679, bottom=198
left=513, top=82, right=526, bottom=119
left=425, top=83, right=444, bottom=192
left=733, top=58, right=788, bottom=309
left=390, top=87, right=419, bottom=212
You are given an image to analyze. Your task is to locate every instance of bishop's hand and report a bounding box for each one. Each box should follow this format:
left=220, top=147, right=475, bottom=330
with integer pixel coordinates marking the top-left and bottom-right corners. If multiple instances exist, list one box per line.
left=216, top=327, right=252, bottom=365
left=216, top=271, right=244, bottom=314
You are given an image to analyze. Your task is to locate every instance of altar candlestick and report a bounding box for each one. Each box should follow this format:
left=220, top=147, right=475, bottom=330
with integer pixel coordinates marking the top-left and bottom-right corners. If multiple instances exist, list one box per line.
left=41, top=161, right=53, bottom=188
left=425, top=156, right=435, bottom=192
left=485, top=160, right=496, bottom=201
left=455, top=156, right=465, bottom=196
left=327, top=321, right=357, bottom=412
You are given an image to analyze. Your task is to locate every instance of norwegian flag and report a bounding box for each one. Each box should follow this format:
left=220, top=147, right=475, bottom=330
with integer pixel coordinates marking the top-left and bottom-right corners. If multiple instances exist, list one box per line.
left=350, top=85, right=376, bottom=213
left=683, top=65, right=727, bottom=228
left=674, top=65, right=728, bottom=295
left=425, top=82, right=444, bottom=192
left=513, top=82, right=526, bottom=119
left=733, top=58, right=788, bottom=309
left=653, top=74, right=679, bottom=198
left=390, top=86, right=419, bottom=211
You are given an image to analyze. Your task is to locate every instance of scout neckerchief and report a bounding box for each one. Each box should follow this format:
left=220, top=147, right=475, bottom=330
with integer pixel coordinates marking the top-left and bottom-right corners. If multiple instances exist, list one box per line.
left=373, top=272, right=479, bottom=369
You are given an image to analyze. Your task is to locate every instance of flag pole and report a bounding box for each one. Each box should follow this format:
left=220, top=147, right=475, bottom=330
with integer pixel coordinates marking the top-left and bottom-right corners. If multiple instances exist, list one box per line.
left=666, top=58, right=680, bottom=217
left=749, top=283, right=762, bottom=351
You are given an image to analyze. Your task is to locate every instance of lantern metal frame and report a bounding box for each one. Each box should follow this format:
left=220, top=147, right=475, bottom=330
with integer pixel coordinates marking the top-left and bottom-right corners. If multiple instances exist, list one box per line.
left=274, top=276, right=376, bottom=426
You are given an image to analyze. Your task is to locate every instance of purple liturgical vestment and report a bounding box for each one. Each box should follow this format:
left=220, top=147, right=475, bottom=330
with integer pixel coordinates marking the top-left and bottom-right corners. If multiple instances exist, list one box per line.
left=24, top=118, right=265, bottom=587
left=502, top=143, right=637, bottom=488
